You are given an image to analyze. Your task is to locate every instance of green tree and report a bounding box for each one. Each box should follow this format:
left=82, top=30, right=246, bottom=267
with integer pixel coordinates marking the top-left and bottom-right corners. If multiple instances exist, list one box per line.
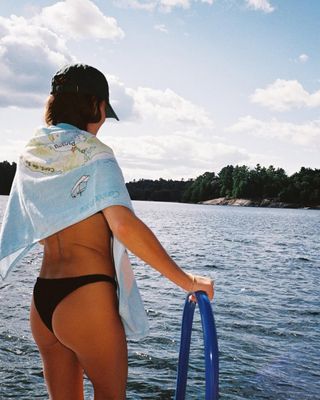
left=231, top=165, right=250, bottom=198
left=218, top=165, right=234, bottom=197
left=182, top=172, right=219, bottom=203
left=0, top=161, right=17, bottom=195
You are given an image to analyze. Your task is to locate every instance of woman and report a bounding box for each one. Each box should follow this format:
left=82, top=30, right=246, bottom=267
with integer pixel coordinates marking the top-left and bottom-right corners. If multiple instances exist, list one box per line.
left=0, top=64, right=214, bottom=399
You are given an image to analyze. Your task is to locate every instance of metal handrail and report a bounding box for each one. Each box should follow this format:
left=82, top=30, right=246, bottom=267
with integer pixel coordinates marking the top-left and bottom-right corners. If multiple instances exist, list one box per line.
left=175, top=291, right=219, bottom=400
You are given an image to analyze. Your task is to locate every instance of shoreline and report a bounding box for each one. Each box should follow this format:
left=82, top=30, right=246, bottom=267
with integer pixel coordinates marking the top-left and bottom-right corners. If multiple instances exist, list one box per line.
left=200, top=197, right=320, bottom=210
left=2, top=194, right=320, bottom=210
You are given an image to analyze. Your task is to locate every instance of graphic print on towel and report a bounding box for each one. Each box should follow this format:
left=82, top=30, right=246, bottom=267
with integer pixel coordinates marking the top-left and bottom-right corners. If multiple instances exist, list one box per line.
left=22, top=129, right=111, bottom=175
left=71, top=175, right=90, bottom=198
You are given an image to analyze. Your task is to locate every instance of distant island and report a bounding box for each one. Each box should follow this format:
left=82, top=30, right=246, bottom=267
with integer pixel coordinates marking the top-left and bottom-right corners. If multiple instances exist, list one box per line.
left=1, top=161, right=319, bottom=209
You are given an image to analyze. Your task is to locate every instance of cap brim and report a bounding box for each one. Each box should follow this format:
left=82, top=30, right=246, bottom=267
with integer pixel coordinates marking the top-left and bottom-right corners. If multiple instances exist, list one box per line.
left=106, top=103, right=119, bottom=121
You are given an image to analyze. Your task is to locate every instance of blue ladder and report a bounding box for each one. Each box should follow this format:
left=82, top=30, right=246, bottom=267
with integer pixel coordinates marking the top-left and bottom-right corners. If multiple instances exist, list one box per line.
left=175, top=291, right=219, bottom=400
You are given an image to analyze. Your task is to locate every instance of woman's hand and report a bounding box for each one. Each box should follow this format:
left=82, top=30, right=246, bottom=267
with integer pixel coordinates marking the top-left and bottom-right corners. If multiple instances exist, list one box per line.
left=188, top=273, right=214, bottom=301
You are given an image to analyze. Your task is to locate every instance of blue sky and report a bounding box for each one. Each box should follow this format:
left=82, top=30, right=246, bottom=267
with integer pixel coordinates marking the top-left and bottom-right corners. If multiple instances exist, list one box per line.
left=0, top=0, right=319, bottom=181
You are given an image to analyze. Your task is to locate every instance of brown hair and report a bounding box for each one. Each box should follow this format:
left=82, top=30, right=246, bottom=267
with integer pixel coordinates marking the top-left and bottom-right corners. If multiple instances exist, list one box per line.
left=44, top=93, right=103, bottom=131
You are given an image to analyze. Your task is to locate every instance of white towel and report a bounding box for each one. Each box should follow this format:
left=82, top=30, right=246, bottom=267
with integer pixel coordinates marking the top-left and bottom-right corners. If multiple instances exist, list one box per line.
left=0, top=123, right=149, bottom=340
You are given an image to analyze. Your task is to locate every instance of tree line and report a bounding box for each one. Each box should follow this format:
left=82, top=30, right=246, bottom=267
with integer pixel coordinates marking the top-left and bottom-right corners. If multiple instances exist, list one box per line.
left=0, top=161, right=17, bottom=195
left=1, top=161, right=319, bottom=206
left=127, top=164, right=320, bottom=206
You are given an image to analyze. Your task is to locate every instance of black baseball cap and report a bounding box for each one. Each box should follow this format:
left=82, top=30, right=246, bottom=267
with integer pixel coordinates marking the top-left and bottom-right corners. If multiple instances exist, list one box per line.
left=50, top=64, right=119, bottom=121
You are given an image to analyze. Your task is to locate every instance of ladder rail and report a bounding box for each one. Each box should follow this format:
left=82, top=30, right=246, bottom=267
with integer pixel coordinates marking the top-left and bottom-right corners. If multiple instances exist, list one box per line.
left=175, top=297, right=196, bottom=399
left=175, top=291, right=219, bottom=400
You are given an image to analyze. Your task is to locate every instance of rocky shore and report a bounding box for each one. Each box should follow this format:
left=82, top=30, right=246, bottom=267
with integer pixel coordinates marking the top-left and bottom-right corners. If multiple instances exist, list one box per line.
left=200, top=197, right=320, bottom=210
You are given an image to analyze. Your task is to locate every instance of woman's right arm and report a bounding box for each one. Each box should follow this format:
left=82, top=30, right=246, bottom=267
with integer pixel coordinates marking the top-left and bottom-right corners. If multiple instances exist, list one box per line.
left=102, top=205, right=214, bottom=300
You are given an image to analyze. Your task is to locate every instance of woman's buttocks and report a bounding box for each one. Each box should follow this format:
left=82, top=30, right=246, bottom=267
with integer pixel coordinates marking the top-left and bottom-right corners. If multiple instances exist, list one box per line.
left=39, top=213, right=114, bottom=278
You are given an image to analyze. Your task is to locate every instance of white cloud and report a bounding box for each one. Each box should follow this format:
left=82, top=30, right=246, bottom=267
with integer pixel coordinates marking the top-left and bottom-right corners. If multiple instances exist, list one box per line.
left=115, top=0, right=156, bottom=11
left=0, top=1, right=124, bottom=108
left=105, top=133, right=248, bottom=180
left=0, top=15, right=73, bottom=107
left=298, top=54, right=309, bottom=63
left=128, top=86, right=214, bottom=127
left=107, top=75, right=139, bottom=121
left=251, top=79, right=320, bottom=111
left=1, top=128, right=249, bottom=179
left=115, top=0, right=213, bottom=12
left=245, top=0, right=274, bottom=13
left=0, top=3, right=214, bottom=129
left=160, top=0, right=190, bottom=12
left=0, top=139, right=30, bottom=163
left=117, top=0, right=278, bottom=13
left=34, top=0, right=124, bottom=40
left=96, top=75, right=214, bottom=128
left=228, top=116, right=320, bottom=148
left=154, top=24, right=169, bottom=33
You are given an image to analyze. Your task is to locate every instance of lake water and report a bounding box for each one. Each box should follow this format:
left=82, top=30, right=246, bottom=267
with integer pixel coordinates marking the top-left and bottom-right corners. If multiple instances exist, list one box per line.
left=0, top=196, right=319, bottom=399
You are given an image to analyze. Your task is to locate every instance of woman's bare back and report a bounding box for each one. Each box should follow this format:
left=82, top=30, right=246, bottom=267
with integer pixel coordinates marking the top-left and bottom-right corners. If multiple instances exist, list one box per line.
left=39, top=212, right=115, bottom=279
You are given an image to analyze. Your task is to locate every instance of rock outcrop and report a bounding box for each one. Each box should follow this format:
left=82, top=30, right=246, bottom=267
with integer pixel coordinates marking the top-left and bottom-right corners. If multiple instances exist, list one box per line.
left=200, top=197, right=320, bottom=209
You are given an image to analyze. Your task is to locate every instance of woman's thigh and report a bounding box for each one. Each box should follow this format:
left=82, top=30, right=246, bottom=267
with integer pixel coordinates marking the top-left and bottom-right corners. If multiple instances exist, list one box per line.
left=30, top=300, right=84, bottom=400
left=52, top=282, right=128, bottom=400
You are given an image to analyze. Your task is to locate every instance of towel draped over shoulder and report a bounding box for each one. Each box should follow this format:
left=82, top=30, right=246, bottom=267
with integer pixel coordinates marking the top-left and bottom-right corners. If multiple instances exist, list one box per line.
left=0, top=123, right=149, bottom=340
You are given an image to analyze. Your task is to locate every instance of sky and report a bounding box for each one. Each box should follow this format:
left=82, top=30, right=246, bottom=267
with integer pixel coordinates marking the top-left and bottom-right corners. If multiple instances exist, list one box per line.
left=0, top=0, right=319, bottom=181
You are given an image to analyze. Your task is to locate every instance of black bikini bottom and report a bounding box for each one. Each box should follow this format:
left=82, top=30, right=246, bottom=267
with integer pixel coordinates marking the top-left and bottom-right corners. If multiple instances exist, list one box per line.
left=33, top=274, right=117, bottom=333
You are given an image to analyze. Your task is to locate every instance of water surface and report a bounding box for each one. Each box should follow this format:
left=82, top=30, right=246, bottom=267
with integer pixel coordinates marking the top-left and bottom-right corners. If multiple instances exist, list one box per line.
left=0, top=197, right=319, bottom=399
